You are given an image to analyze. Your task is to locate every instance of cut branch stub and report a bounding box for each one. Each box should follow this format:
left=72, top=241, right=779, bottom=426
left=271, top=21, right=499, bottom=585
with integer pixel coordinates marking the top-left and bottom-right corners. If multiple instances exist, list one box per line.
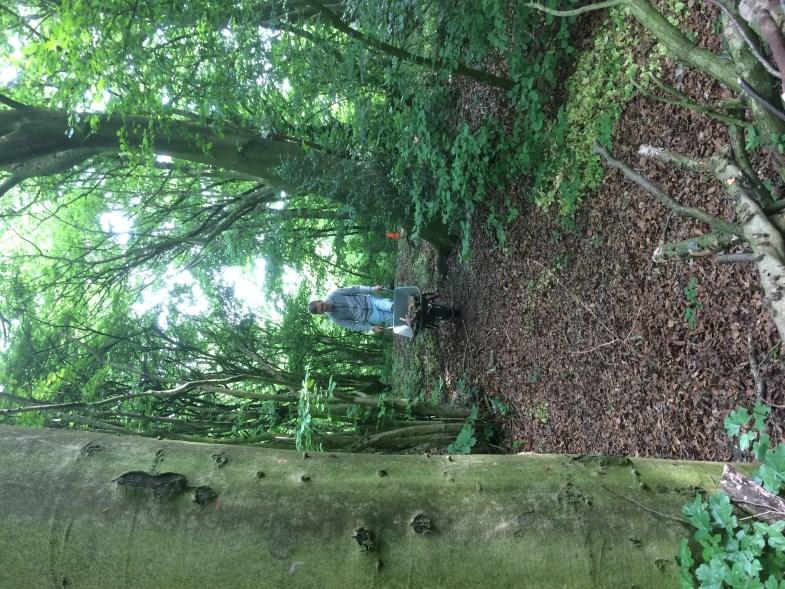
left=352, top=527, right=376, bottom=552
left=410, top=514, right=433, bottom=534
left=653, top=232, right=741, bottom=262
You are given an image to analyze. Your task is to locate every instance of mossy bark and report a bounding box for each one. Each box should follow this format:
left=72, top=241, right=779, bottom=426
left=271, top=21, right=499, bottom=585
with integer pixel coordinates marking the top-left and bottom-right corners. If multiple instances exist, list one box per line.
left=0, top=426, right=731, bottom=588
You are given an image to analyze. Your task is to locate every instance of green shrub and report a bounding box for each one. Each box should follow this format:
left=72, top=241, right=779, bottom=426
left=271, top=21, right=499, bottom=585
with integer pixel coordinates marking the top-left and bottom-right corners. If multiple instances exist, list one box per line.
left=678, top=402, right=785, bottom=587
left=532, top=8, right=651, bottom=222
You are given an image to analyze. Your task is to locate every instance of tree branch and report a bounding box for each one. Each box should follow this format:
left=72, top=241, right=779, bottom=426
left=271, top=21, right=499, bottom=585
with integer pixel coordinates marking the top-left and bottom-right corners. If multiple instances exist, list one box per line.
left=304, top=0, right=514, bottom=89
left=524, top=0, right=624, bottom=16
left=0, top=93, right=34, bottom=111
left=653, top=232, right=741, bottom=261
left=758, top=0, right=785, bottom=93
left=0, top=375, right=248, bottom=416
left=637, top=144, right=710, bottom=174
left=740, top=78, right=785, bottom=122
left=593, top=143, right=745, bottom=238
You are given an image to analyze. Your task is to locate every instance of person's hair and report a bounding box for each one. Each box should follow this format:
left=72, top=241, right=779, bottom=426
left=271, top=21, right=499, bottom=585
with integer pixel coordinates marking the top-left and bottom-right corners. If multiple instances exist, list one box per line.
left=308, top=300, right=320, bottom=314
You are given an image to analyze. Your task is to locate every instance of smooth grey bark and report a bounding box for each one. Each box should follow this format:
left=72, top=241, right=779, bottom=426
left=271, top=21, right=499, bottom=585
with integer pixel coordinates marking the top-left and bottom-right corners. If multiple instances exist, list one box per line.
left=0, top=425, right=729, bottom=588
left=0, top=109, right=381, bottom=202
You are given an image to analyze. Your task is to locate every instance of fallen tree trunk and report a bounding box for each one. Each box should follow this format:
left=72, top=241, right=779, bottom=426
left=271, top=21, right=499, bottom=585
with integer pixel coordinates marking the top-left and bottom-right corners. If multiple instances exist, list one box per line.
left=0, top=425, right=732, bottom=588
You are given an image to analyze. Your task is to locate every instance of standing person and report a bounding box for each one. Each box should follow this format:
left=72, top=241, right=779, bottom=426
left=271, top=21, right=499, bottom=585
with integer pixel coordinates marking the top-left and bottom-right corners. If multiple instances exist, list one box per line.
left=308, top=285, right=392, bottom=334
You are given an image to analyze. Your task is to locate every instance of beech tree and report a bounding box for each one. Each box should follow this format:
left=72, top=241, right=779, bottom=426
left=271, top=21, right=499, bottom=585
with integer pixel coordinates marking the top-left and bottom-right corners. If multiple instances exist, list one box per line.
left=0, top=425, right=725, bottom=588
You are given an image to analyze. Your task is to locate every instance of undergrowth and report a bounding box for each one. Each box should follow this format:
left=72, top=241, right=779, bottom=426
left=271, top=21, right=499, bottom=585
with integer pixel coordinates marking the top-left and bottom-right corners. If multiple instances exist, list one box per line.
left=678, top=402, right=785, bottom=588
left=533, top=8, right=657, bottom=224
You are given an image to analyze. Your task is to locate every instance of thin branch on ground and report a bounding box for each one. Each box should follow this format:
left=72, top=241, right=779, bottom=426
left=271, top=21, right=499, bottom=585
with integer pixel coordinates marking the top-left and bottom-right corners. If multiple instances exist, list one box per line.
left=525, top=258, right=627, bottom=352
left=748, top=334, right=767, bottom=400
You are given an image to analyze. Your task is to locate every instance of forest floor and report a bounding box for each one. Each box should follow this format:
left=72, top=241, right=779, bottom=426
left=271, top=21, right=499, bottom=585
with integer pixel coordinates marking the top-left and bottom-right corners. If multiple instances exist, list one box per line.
left=394, top=3, right=785, bottom=461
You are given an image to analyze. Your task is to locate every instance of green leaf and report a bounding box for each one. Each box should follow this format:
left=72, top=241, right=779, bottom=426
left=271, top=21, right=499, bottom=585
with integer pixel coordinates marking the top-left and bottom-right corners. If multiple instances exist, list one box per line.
left=754, top=521, right=785, bottom=551
left=708, top=492, right=737, bottom=532
left=684, top=494, right=710, bottom=531
left=695, top=557, right=730, bottom=589
left=678, top=537, right=695, bottom=570
left=759, top=445, right=785, bottom=493
left=725, top=408, right=751, bottom=438
left=754, top=434, right=772, bottom=462
left=740, top=431, right=757, bottom=452
left=753, top=402, right=771, bottom=433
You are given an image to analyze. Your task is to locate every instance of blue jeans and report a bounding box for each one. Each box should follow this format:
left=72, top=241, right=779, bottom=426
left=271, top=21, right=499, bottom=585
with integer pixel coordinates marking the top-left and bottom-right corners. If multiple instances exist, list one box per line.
left=367, top=297, right=393, bottom=326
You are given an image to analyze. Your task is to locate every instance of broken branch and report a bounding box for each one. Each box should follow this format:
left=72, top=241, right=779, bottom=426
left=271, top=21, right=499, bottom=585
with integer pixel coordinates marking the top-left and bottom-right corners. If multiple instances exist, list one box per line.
left=721, top=464, right=785, bottom=522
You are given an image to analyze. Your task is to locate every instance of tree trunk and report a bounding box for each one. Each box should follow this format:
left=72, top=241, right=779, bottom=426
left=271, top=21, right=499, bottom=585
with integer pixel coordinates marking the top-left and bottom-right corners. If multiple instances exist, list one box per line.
left=0, top=426, right=727, bottom=588
left=0, top=109, right=380, bottom=204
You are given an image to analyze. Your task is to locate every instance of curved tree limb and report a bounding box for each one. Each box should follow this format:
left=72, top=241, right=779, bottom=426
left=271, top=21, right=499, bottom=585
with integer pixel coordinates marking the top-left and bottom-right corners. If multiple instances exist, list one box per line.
left=0, top=375, right=248, bottom=416
left=627, top=0, right=740, bottom=90
left=728, top=123, right=775, bottom=207
left=711, top=155, right=785, bottom=341
left=0, top=93, right=35, bottom=111
left=724, top=11, right=785, bottom=139
left=632, top=79, right=752, bottom=127
left=757, top=0, right=785, bottom=93
left=0, top=175, right=24, bottom=199
left=304, top=0, right=515, bottom=89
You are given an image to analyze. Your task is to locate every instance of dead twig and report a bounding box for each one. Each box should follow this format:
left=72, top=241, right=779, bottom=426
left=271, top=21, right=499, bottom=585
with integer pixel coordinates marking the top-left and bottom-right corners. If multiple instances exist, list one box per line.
left=748, top=334, right=767, bottom=400
left=526, top=258, right=624, bottom=349
left=601, top=485, right=689, bottom=524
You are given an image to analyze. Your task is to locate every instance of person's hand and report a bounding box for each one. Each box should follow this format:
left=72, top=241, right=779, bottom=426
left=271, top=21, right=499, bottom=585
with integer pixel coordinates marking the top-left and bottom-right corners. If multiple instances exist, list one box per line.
left=372, top=285, right=384, bottom=293
left=372, top=325, right=384, bottom=333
